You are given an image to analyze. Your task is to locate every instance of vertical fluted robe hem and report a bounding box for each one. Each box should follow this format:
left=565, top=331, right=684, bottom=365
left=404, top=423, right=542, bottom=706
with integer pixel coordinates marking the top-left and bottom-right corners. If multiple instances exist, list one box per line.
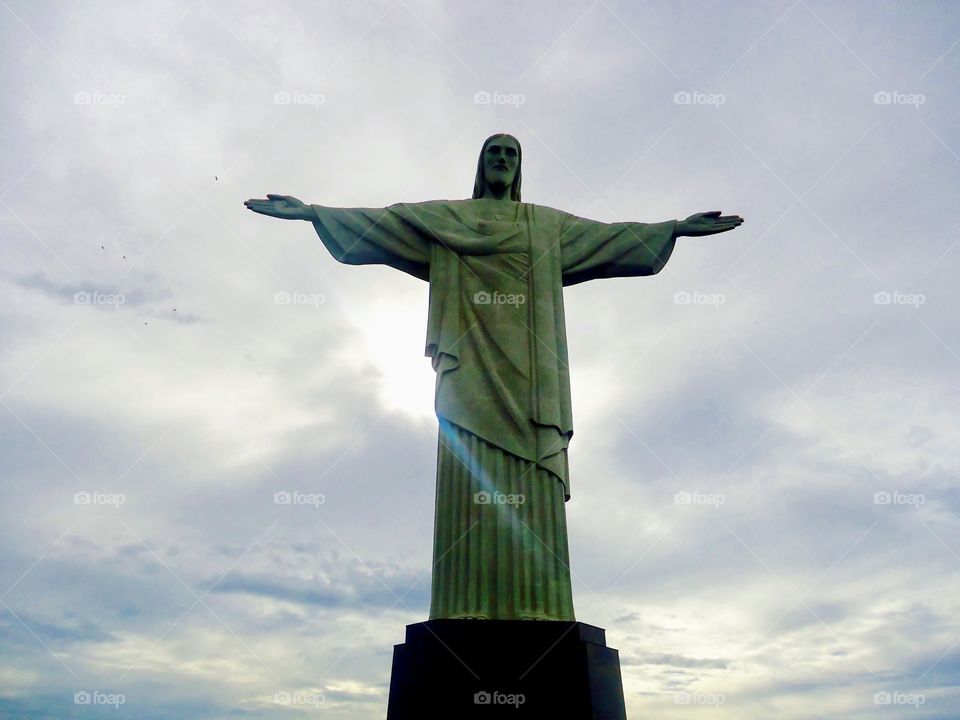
left=429, top=419, right=576, bottom=621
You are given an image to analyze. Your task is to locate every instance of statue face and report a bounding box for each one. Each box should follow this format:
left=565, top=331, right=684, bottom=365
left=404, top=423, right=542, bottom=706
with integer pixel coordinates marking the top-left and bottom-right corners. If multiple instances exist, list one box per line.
left=483, top=137, right=519, bottom=190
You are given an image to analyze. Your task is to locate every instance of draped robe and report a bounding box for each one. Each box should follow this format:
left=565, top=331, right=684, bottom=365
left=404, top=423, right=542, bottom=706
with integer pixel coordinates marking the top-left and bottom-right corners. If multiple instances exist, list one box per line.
left=310, top=198, right=676, bottom=620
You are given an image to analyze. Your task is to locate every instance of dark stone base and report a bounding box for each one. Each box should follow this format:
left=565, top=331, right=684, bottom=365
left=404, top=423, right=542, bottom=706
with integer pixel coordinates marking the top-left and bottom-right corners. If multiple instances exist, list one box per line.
left=386, top=619, right=627, bottom=719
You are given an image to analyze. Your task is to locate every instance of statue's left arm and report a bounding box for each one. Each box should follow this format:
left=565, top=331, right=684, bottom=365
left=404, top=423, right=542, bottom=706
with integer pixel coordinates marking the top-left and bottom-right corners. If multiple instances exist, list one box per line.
left=558, top=210, right=743, bottom=286
left=559, top=213, right=678, bottom=286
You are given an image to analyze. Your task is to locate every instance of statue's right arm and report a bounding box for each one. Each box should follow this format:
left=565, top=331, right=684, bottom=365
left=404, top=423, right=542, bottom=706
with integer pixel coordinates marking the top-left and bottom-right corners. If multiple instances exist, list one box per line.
left=243, top=194, right=312, bottom=220
left=245, top=194, right=432, bottom=280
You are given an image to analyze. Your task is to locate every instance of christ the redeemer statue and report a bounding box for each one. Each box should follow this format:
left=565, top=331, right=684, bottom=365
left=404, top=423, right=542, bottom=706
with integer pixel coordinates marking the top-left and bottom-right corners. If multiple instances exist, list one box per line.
left=245, top=133, right=743, bottom=622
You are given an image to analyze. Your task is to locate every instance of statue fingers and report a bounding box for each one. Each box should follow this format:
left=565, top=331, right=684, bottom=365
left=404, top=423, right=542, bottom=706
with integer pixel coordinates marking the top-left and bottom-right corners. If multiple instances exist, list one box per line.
left=266, top=193, right=292, bottom=206
left=245, top=200, right=280, bottom=215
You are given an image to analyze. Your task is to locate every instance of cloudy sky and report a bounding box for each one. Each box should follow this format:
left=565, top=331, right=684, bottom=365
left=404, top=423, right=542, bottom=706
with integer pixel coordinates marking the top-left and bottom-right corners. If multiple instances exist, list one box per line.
left=1, top=0, right=958, bottom=717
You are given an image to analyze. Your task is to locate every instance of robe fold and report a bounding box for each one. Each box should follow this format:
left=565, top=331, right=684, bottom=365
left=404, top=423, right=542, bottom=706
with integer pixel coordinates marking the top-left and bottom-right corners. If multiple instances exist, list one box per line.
left=309, top=198, right=676, bottom=619
left=310, top=199, right=676, bottom=499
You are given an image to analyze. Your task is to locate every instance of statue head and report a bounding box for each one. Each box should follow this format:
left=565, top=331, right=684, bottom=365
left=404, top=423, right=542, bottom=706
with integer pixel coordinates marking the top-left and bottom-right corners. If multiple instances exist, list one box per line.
left=472, top=133, right=522, bottom=201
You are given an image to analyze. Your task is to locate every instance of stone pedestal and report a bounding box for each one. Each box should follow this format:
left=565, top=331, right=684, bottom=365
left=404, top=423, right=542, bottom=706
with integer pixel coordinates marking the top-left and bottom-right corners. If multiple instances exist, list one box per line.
left=386, top=619, right=627, bottom=719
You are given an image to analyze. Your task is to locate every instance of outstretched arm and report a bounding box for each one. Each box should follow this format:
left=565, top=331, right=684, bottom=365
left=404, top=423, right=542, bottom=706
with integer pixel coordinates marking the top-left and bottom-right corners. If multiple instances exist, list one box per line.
left=676, top=210, right=743, bottom=237
left=244, top=194, right=312, bottom=220
left=244, top=194, right=432, bottom=281
left=558, top=209, right=744, bottom=286
left=559, top=212, right=677, bottom=286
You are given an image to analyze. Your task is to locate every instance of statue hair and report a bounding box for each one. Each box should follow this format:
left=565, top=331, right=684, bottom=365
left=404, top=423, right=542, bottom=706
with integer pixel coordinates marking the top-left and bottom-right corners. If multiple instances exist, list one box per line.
left=472, top=133, right=522, bottom=201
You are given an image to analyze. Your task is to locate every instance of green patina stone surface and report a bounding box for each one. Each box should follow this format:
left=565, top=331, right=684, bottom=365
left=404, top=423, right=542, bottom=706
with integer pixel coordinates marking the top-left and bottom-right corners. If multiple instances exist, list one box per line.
left=244, top=133, right=743, bottom=620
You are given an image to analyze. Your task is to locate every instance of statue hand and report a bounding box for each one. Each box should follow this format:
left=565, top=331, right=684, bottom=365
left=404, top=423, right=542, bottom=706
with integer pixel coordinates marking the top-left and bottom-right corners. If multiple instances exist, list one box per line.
left=243, top=194, right=312, bottom=220
left=676, top=211, right=743, bottom=237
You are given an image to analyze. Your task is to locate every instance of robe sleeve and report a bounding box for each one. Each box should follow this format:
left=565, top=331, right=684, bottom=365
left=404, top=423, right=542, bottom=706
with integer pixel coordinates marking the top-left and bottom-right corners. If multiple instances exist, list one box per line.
left=558, top=211, right=678, bottom=287
left=309, top=203, right=432, bottom=281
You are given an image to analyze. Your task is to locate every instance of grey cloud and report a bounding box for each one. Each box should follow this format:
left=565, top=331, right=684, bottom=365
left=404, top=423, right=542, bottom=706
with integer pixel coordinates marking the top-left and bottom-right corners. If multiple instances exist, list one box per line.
left=622, top=651, right=729, bottom=669
left=2, top=1, right=959, bottom=719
